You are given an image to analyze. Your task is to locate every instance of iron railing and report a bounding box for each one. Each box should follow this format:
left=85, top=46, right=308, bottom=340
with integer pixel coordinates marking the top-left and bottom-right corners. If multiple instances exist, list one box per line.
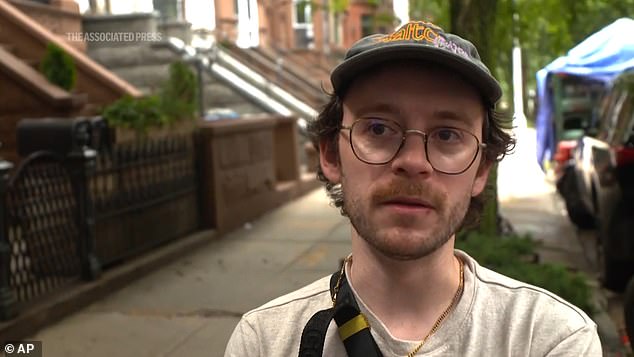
left=0, top=119, right=200, bottom=321
left=91, top=133, right=199, bottom=266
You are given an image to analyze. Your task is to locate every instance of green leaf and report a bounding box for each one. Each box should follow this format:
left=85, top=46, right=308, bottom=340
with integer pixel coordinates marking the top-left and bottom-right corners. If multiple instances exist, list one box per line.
left=40, top=43, right=76, bottom=91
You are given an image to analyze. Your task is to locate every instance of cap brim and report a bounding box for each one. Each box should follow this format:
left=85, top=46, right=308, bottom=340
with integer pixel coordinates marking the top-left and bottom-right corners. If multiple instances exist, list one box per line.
left=331, top=44, right=502, bottom=105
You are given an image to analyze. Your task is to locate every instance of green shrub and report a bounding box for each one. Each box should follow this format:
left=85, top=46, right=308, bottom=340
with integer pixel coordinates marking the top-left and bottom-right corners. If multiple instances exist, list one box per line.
left=160, top=61, right=198, bottom=121
left=456, top=231, right=536, bottom=269
left=102, top=60, right=198, bottom=132
left=102, top=95, right=167, bottom=134
left=456, top=232, right=596, bottom=316
left=40, top=43, right=76, bottom=91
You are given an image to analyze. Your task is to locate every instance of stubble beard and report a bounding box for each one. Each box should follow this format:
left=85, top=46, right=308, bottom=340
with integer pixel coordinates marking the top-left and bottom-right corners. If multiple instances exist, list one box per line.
left=343, top=178, right=470, bottom=261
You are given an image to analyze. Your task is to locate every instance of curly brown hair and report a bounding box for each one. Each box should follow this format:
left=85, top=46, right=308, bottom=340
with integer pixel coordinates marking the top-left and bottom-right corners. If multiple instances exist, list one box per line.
left=307, top=65, right=516, bottom=230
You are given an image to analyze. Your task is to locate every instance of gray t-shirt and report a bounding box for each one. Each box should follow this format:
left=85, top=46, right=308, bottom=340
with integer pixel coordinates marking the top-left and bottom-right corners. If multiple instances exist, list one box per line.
left=225, top=250, right=601, bottom=356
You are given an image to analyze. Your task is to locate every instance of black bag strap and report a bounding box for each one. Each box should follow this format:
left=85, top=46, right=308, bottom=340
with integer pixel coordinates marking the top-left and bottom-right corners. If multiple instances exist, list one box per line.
left=298, top=262, right=383, bottom=357
left=297, top=274, right=338, bottom=357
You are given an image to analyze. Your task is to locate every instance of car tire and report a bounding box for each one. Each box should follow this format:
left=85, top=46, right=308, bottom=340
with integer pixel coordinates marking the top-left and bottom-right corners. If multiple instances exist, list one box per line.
left=565, top=200, right=595, bottom=229
left=600, top=258, right=629, bottom=292
left=626, top=277, right=634, bottom=352
left=558, top=170, right=594, bottom=229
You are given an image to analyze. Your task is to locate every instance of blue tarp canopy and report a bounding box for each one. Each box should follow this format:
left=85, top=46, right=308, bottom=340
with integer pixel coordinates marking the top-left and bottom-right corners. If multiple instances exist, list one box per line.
left=535, top=17, right=634, bottom=168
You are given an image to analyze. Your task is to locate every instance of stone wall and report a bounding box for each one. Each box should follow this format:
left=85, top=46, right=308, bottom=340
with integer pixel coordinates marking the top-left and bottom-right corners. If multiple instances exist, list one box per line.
left=198, top=115, right=318, bottom=234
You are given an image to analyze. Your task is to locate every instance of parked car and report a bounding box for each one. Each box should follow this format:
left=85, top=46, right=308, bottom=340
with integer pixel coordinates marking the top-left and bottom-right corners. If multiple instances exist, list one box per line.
left=555, top=140, right=595, bottom=229
left=552, top=75, right=604, bottom=229
left=571, top=69, right=634, bottom=291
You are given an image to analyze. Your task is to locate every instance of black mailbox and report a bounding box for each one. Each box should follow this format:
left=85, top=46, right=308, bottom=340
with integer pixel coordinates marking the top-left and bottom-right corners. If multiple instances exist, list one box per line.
left=17, top=117, right=92, bottom=157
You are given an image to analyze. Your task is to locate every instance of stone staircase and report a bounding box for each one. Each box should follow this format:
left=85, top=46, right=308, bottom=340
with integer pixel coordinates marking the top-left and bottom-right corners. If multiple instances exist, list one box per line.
left=87, top=42, right=269, bottom=116
left=0, top=0, right=140, bottom=161
left=220, top=43, right=329, bottom=109
left=0, top=0, right=140, bottom=107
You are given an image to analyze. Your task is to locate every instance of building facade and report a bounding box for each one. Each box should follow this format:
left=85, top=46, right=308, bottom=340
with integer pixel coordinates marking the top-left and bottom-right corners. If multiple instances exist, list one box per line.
left=214, top=0, right=398, bottom=51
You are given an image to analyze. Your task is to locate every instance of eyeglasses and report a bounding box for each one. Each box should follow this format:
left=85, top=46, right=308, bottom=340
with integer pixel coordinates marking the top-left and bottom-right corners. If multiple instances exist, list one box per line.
left=340, top=118, right=486, bottom=175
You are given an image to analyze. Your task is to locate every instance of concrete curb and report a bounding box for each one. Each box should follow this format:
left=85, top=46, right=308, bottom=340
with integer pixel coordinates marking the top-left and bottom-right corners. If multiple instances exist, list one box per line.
left=592, top=283, right=629, bottom=354
left=0, top=229, right=216, bottom=344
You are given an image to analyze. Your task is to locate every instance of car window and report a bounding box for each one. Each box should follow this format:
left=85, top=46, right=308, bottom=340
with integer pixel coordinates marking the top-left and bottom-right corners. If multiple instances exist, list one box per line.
left=613, top=93, right=634, bottom=146
left=604, top=90, right=628, bottom=143
left=597, top=89, right=619, bottom=141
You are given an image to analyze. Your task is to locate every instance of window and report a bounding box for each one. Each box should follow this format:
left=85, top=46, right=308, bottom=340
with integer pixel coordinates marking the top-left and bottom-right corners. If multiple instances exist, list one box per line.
left=294, top=1, right=312, bottom=26
left=613, top=93, right=634, bottom=145
left=361, top=14, right=373, bottom=37
left=293, top=0, right=314, bottom=48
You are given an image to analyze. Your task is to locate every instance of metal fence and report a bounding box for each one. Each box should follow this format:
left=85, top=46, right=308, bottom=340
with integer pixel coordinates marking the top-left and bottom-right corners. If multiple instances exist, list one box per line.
left=0, top=120, right=200, bottom=321
left=4, top=153, right=81, bottom=306
left=91, top=134, right=199, bottom=266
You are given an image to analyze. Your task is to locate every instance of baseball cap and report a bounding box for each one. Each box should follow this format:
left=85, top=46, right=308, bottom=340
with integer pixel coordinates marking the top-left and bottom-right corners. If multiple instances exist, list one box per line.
left=331, top=20, right=502, bottom=106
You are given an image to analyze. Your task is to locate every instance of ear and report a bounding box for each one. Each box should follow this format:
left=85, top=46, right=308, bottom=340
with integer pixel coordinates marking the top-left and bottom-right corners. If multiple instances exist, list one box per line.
left=471, top=160, right=492, bottom=197
left=319, top=138, right=341, bottom=184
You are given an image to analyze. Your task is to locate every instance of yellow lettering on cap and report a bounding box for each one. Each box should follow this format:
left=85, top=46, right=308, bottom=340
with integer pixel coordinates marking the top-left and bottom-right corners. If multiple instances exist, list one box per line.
left=390, top=27, right=406, bottom=41
left=376, top=20, right=442, bottom=43
left=404, top=23, right=413, bottom=40
left=424, top=27, right=438, bottom=42
left=413, top=23, right=425, bottom=41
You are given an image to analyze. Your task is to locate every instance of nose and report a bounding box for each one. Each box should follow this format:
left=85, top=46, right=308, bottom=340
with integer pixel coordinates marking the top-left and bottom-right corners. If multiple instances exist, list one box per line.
left=390, top=132, right=434, bottom=176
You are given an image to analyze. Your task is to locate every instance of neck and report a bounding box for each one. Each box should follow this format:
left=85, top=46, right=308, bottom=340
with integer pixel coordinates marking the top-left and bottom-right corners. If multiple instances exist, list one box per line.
left=348, top=230, right=462, bottom=340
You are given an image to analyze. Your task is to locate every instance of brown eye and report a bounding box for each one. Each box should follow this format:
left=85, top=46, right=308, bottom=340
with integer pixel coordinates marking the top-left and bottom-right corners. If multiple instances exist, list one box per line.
left=432, top=128, right=463, bottom=143
left=360, top=119, right=400, bottom=137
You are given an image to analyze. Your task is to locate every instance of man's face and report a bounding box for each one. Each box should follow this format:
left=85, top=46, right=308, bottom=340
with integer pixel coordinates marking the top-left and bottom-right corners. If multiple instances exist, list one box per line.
left=320, top=63, right=491, bottom=260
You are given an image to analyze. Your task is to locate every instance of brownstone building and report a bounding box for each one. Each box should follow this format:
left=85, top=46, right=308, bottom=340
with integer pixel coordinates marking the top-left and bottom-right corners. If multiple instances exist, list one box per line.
left=0, top=0, right=140, bottom=162
left=215, top=0, right=397, bottom=53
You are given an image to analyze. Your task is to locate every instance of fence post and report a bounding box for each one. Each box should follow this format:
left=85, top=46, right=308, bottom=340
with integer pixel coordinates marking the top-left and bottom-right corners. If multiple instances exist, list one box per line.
left=69, top=147, right=101, bottom=281
left=0, top=160, right=16, bottom=320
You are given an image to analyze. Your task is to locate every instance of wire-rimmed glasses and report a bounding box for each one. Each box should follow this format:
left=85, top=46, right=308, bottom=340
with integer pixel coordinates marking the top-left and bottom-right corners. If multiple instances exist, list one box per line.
left=340, top=118, right=486, bottom=175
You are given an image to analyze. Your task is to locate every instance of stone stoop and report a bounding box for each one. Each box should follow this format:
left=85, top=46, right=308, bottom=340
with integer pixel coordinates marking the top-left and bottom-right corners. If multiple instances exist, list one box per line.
left=87, top=42, right=267, bottom=116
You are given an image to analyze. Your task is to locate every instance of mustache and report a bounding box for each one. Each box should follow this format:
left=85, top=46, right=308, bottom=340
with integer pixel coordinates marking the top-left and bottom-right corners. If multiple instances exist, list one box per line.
left=370, top=180, right=445, bottom=207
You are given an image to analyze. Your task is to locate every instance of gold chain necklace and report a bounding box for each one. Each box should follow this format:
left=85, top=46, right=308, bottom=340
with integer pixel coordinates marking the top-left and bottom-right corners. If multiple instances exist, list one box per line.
left=332, top=256, right=465, bottom=357
left=407, top=257, right=464, bottom=356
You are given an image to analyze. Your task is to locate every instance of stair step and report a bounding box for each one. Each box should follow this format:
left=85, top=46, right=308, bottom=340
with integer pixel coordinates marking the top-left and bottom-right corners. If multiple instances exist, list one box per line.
left=25, top=58, right=39, bottom=69
left=0, top=43, right=16, bottom=54
left=0, top=45, right=40, bottom=71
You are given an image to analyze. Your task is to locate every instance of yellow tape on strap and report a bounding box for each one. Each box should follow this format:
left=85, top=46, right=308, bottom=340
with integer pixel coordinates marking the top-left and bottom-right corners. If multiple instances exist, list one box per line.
left=338, top=314, right=369, bottom=341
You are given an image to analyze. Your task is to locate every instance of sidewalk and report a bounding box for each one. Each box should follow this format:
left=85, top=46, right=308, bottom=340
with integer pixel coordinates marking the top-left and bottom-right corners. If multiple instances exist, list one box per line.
left=9, top=128, right=622, bottom=356
left=25, top=189, right=351, bottom=356
left=498, top=126, right=623, bottom=354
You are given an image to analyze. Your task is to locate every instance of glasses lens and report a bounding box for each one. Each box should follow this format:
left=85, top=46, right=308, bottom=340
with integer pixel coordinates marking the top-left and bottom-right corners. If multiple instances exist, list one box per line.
left=427, top=127, right=480, bottom=173
left=350, top=119, right=402, bottom=163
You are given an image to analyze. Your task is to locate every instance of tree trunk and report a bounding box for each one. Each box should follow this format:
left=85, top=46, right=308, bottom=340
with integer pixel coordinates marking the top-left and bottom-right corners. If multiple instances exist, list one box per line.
left=449, top=0, right=501, bottom=236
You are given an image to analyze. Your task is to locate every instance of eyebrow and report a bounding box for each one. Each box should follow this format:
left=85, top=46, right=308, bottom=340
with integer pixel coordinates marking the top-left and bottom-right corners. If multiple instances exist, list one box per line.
left=352, top=103, right=479, bottom=126
left=430, top=109, right=477, bottom=125
left=351, top=103, right=402, bottom=117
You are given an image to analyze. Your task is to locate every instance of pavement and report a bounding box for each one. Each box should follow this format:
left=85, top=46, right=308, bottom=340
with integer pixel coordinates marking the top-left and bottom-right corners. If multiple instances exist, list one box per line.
left=2, top=127, right=629, bottom=356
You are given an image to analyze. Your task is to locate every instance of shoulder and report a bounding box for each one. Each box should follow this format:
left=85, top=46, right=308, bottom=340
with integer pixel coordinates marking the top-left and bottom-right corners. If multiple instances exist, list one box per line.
left=240, top=275, right=333, bottom=336
left=457, top=250, right=596, bottom=330
left=225, top=276, right=334, bottom=357
left=456, top=251, right=601, bottom=355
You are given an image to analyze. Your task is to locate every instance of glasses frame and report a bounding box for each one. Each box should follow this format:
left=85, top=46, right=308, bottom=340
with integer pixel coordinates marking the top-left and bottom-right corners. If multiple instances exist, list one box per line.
left=340, top=118, right=487, bottom=175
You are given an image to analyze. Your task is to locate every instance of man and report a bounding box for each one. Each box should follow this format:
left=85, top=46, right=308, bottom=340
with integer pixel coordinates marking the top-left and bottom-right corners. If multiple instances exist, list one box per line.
left=225, top=20, right=601, bottom=356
